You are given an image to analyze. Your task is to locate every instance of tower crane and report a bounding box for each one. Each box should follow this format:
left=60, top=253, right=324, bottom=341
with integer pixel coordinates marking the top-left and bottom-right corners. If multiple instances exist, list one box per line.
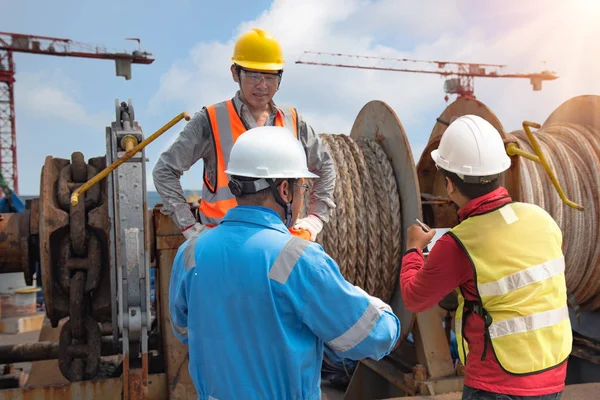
left=296, top=50, right=558, bottom=101
left=0, top=32, right=155, bottom=193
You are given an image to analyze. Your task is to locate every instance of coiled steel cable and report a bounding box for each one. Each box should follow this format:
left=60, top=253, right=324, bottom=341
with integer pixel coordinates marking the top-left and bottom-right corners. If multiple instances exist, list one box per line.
left=302, top=133, right=402, bottom=302
left=509, top=123, right=600, bottom=310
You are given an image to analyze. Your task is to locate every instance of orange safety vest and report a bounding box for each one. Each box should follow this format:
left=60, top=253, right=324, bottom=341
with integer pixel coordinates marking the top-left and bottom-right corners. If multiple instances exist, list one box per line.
left=199, top=99, right=306, bottom=237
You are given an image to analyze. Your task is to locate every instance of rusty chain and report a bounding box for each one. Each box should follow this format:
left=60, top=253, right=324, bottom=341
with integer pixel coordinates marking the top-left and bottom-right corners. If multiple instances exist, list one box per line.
left=58, top=316, right=102, bottom=381
left=56, top=152, right=102, bottom=381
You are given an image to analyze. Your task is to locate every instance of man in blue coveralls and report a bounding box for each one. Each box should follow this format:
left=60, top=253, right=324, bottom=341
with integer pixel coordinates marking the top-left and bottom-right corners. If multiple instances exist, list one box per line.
left=169, top=126, right=400, bottom=400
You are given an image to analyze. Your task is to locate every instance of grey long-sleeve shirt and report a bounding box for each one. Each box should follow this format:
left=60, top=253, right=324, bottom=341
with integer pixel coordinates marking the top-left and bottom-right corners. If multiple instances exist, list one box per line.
left=152, top=91, right=336, bottom=230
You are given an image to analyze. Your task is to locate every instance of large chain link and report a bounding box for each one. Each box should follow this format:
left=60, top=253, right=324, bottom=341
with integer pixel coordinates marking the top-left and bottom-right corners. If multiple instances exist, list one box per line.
left=58, top=315, right=102, bottom=381
left=56, top=152, right=102, bottom=382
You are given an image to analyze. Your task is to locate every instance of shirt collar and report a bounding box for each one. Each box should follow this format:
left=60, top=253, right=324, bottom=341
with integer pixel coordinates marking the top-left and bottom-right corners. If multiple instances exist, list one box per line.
left=232, top=90, right=277, bottom=121
left=457, top=186, right=513, bottom=222
left=221, top=205, right=289, bottom=234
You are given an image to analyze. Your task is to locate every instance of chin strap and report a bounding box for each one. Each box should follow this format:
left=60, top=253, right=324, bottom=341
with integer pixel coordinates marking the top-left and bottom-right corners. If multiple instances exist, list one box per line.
left=267, top=178, right=294, bottom=227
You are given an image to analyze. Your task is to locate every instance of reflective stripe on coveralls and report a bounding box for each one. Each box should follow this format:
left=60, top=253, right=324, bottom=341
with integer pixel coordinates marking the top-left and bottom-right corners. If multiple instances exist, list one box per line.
left=199, top=99, right=298, bottom=226
left=269, top=236, right=382, bottom=352
left=168, top=235, right=201, bottom=342
left=451, top=202, right=572, bottom=375
left=170, top=206, right=400, bottom=399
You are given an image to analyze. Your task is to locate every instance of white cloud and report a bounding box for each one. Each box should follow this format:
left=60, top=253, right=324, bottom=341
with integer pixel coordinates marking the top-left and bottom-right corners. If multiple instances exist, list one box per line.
left=337, top=0, right=464, bottom=41
left=148, top=0, right=600, bottom=186
left=14, top=70, right=111, bottom=128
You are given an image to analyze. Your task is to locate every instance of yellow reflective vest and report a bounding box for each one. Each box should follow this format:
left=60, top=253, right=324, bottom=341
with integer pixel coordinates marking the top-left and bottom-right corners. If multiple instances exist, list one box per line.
left=450, top=202, right=572, bottom=375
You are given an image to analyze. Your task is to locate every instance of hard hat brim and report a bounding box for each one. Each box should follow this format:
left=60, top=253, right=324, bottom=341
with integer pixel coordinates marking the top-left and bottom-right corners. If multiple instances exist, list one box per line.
left=232, top=60, right=284, bottom=71
left=225, top=169, right=319, bottom=179
left=431, top=148, right=510, bottom=176
left=430, top=149, right=444, bottom=169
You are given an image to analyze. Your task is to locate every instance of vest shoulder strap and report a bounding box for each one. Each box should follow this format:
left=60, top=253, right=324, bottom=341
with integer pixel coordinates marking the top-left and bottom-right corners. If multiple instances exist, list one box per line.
left=203, top=105, right=218, bottom=193
left=275, top=105, right=299, bottom=139
left=205, top=100, right=233, bottom=139
left=203, top=100, right=237, bottom=193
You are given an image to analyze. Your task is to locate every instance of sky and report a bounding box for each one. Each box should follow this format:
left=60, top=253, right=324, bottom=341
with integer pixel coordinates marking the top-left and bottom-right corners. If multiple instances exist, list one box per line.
left=2, top=0, right=600, bottom=195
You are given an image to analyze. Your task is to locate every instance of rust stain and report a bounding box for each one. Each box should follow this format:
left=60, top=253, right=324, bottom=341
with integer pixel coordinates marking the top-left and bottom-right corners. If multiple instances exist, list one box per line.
left=0, top=212, right=30, bottom=275
left=169, top=353, right=189, bottom=393
left=129, top=372, right=142, bottom=400
left=156, top=235, right=185, bottom=251
left=39, top=156, right=70, bottom=326
left=123, top=354, right=129, bottom=400
left=0, top=374, right=167, bottom=400
left=142, top=352, right=149, bottom=399
left=125, top=352, right=150, bottom=400
left=123, top=354, right=149, bottom=400
left=153, top=207, right=184, bottom=237
left=0, top=295, right=37, bottom=318
left=38, top=153, right=111, bottom=334
left=29, top=198, right=40, bottom=235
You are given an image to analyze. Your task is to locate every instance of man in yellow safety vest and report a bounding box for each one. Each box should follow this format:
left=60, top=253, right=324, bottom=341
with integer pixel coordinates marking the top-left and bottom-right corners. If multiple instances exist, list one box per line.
left=153, top=28, right=335, bottom=241
left=400, top=115, right=572, bottom=399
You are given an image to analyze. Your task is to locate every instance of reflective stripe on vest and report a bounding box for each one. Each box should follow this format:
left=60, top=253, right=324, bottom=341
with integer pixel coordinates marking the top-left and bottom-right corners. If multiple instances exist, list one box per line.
left=199, top=100, right=299, bottom=226
left=451, top=202, right=572, bottom=375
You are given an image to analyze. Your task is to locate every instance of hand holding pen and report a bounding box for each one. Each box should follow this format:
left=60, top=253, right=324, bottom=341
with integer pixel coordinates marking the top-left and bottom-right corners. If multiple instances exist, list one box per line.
left=406, top=218, right=436, bottom=251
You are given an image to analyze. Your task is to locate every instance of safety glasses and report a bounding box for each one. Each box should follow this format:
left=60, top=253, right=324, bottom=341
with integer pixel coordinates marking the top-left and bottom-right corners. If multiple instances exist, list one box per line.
left=240, top=69, right=281, bottom=86
left=299, top=178, right=309, bottom=195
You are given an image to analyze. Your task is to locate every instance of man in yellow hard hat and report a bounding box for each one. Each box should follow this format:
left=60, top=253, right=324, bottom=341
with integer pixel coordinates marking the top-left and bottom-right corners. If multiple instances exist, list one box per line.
left=153, top=28, right=336, bottom=241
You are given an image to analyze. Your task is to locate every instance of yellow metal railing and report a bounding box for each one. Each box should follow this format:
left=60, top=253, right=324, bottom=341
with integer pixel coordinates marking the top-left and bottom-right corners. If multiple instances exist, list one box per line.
left=506, top=121, right=584, bottom=211
left=71, top=111, right=191, bottom=207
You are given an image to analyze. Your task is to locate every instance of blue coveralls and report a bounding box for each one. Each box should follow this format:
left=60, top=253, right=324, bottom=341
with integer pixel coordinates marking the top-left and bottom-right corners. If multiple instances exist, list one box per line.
left=170, top=206, right=400, bottom=400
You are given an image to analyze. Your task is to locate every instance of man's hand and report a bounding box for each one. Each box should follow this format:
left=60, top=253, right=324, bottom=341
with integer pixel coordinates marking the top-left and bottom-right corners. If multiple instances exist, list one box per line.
left=182, top=222, right=206, bottom=240
left=293, top=214, right=323, bottom=241
left=406, top=223, right=436, bottom=251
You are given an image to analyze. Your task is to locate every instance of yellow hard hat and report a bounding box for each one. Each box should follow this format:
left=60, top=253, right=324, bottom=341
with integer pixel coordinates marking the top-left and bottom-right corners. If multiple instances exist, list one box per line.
left=231, top=28, right=284, bottom=71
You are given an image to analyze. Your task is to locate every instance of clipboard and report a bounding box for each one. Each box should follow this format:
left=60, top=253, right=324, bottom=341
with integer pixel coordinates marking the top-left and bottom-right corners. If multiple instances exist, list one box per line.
left=423, top=227, right=451, bottom=256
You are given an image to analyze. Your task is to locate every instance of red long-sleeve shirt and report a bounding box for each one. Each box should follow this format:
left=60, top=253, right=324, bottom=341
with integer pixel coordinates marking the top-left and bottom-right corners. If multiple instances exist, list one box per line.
left=400, top=187, right=567, bottom=396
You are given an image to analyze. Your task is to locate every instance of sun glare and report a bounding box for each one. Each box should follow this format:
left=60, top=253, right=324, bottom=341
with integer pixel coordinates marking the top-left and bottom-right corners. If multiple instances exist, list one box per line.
left=573, top=0, right=600, bottom=15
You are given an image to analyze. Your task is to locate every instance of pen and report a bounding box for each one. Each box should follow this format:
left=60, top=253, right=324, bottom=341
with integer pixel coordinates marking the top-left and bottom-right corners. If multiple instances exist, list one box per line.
left=415, top=218, right=430, bottom=233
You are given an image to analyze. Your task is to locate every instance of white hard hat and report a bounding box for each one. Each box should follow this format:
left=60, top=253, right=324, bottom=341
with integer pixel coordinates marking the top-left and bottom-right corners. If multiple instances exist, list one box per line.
left=430, top=115, right=511, bottom=181
left=225, top=126, right=319, bottom=179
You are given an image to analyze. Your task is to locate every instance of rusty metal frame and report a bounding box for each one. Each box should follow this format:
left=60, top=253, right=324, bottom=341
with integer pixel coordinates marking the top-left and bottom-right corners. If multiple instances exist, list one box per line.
left=153, top=206, right=197, bottom=399
left=0, top=373, right=167, bottom=400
